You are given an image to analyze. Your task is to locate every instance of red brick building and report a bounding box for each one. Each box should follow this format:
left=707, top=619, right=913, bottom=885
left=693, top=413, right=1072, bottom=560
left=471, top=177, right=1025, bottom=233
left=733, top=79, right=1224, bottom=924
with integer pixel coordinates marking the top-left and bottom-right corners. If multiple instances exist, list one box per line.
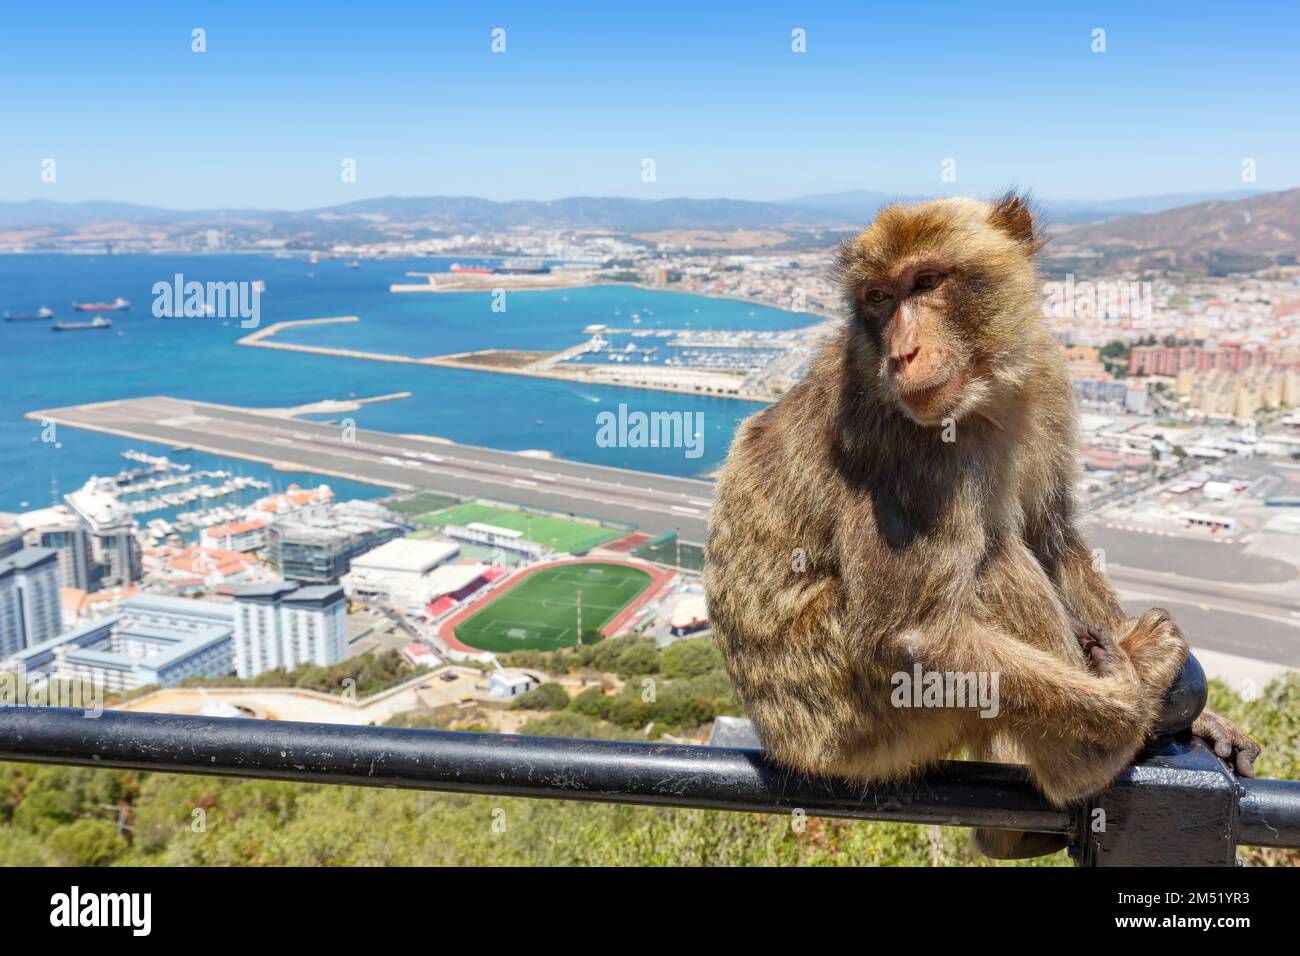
left=1128, top=343, right=1288, bottom=376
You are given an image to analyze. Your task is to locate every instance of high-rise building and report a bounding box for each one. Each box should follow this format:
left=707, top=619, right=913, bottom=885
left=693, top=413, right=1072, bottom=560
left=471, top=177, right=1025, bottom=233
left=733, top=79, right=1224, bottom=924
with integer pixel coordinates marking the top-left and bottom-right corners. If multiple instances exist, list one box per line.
left=0, top=547, right=64, bottom=657
left=14, top=505, right=94, bottom=591
left=64, top=483, right=142, bottom=588
left=233, top=581, right=347, bottom=678
left=0, top=520, right=24, bottom=560
left=39, top=520, right=95, bottom=591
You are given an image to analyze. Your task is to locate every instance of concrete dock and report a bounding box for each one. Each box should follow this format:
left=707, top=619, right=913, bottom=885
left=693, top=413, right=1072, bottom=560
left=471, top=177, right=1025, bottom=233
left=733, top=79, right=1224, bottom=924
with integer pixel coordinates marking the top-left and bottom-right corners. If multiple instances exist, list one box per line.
left=236, top=318, right=772, bottom=401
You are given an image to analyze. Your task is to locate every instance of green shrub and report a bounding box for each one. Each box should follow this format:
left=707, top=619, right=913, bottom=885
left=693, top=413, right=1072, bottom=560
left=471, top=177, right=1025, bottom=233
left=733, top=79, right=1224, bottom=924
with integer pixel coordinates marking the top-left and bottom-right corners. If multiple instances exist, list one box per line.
left=48, top=819, right=128, bottom=867
left=614, top=643, right=659, bottom=678
left=660, top=639, right=723, bottom=678
left=508, top=682, right=571, bottom=711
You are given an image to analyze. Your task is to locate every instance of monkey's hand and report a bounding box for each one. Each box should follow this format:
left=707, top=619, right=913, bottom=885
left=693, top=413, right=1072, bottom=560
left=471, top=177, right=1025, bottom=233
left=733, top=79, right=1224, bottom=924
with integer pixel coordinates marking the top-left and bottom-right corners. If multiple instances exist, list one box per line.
left=1071, top=619, right=1128, bottom=678
left=1193, top=708, right=1262, bottom=777
left=1117, top=608, right=1189, bottom=701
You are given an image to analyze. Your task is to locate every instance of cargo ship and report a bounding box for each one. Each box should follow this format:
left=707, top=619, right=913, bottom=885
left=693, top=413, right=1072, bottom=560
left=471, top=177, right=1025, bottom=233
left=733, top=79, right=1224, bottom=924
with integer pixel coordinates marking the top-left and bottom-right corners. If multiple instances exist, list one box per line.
left=3, top=306, right=54, bottom=322
left=72, top=297, right=130, bottom=312
left=52, top=315, right=112, bottom=331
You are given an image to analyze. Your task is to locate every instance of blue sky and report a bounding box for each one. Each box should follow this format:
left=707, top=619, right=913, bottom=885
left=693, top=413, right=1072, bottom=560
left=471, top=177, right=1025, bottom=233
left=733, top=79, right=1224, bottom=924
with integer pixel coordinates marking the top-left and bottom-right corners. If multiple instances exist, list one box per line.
left=1, top=1, right=1297, bottom=208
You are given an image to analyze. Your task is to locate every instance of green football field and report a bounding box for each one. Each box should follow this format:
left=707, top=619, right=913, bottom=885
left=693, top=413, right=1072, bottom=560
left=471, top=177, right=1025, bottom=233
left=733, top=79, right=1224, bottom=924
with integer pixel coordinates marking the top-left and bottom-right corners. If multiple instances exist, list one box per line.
left=454, top=562, right=654, bottom=652
left=417, top=503, right=626, bottom=553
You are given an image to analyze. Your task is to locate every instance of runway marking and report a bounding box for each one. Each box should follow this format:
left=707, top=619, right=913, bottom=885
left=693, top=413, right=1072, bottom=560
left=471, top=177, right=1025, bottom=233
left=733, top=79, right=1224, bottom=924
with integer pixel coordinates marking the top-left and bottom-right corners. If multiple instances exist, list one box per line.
left=1103, top=522, right=1236, bottom=544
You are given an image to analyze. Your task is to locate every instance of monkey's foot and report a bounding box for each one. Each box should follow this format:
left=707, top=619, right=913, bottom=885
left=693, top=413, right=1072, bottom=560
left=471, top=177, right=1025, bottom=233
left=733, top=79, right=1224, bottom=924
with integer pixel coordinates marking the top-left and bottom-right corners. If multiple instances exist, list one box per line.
left=1193, top=708, right=1262, bottom=777
left=972, top=827, right=1069, bottom=860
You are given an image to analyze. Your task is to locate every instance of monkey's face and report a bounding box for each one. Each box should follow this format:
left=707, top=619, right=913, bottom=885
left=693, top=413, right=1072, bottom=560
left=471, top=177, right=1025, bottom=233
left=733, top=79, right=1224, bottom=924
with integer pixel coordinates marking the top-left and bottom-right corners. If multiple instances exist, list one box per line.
left=838, top=196, right=1040, bottom=427
left=856, top=261, right=978, bottom=426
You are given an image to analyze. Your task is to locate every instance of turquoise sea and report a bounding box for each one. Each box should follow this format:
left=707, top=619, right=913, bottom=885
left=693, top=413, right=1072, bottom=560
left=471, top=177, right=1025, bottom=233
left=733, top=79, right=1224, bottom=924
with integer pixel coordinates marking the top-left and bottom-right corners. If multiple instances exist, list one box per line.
left=0, top=254, right=814, bottom=514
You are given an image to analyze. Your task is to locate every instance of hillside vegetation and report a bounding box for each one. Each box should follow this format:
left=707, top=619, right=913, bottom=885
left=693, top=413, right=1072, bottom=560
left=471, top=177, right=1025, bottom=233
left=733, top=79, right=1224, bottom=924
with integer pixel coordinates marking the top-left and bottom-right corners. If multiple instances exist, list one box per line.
left=1, top=651, right=1295, bottom=866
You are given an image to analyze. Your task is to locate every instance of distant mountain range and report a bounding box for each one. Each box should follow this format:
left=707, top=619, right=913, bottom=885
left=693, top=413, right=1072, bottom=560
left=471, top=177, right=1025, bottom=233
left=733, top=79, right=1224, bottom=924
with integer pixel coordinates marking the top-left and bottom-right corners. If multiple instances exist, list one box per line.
left=1048, top=188, right=1300, bottom=274
left=0, top=196, right=832, bottom=233
left=0, top=199, right=270, bottom=229
left=0, top=189, right=1272, bottom=232
left=312, top=195, right=840, bottom=231
left=1, top=189, right=1296, bottom=273
left=782, top=189, right=1268, bottom=225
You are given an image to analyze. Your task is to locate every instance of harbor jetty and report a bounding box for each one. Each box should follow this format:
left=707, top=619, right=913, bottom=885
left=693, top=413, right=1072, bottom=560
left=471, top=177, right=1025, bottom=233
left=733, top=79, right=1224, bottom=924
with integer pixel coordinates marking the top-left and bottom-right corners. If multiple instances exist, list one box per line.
left=235, top=315, right=809, bottom=401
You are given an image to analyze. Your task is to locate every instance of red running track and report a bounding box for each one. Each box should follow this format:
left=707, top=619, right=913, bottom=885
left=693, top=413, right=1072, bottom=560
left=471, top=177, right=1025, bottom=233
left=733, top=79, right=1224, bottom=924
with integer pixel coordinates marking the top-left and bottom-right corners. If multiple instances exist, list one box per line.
left=436, top=557, right=676, bottom=654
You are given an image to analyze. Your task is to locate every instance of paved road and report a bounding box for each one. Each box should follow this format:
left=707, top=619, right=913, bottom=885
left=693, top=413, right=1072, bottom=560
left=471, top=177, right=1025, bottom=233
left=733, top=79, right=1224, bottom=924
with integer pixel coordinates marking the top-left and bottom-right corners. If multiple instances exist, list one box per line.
left=1112, top=565, right=1300, bottom=667
left=1109, top=564, right=1299, bottom=619
left=1089, top=524, right=1297, bottom=585
left=31, top=396, right=716, bottom=542
left=1115, top=597, right=1300, bottom=668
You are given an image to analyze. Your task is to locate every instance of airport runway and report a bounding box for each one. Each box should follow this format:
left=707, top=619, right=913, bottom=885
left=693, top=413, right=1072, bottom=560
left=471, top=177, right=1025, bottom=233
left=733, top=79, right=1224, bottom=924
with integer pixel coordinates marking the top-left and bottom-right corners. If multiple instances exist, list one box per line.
left=30, top=396, right=1299, bottom=668
left=29, top=396, right=716, bottom=542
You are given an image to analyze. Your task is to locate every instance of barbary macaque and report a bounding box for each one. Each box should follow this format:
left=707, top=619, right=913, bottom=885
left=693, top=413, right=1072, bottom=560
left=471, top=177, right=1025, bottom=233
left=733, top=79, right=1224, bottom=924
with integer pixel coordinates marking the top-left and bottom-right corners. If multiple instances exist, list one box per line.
left=704, top=194, right=1260, bottom=858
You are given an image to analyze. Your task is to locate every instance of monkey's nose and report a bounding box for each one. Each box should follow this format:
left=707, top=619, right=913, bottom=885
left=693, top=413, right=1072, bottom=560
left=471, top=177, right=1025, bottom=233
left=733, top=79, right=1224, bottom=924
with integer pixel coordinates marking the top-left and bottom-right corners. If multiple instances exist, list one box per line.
left=891, top=346, right=922, bottom=368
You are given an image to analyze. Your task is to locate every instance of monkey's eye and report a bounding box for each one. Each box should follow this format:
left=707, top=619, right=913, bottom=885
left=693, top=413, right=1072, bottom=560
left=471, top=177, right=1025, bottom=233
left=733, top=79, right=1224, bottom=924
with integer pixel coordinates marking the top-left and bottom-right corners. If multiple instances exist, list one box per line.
left=913, top=272, right=944, bottom=292
left=864, top=289, right=891, bottom=305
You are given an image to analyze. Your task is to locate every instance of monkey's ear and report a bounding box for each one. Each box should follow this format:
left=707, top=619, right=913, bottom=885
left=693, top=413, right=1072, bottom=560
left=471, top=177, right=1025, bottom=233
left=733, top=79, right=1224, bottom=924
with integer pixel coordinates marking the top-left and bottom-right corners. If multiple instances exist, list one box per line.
left=990, top=193, right=1035, bottom=246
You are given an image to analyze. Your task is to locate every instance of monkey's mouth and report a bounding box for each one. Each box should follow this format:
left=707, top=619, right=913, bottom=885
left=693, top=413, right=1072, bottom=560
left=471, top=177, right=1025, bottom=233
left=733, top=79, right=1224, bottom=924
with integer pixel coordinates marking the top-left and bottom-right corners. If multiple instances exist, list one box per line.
left=896, top=375, right=964, bottom=421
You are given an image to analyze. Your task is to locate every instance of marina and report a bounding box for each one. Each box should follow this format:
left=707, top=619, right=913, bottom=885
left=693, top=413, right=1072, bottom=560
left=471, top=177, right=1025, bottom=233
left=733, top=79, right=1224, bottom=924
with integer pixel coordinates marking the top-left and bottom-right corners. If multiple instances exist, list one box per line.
left=70, top=450, right=277, bottom=543
left=243, top=310, right=824, bottom=402
left=569, top=327, right=795, bottom=375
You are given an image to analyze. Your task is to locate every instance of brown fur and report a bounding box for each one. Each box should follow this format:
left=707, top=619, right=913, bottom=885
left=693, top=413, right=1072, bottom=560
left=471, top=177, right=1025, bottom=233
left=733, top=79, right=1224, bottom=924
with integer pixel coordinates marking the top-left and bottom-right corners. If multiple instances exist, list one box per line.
left=704, top=195, right=1257, bottom=857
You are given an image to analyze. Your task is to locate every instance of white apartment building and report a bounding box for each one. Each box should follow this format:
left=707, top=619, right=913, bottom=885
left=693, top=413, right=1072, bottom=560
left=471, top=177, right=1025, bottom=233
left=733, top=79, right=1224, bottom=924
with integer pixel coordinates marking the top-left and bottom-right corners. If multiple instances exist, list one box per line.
left=199, top=518, right=268, bottom=553
left=233, top=581, right=347, bottom=678
left=1, top=592, right=233, bottom=693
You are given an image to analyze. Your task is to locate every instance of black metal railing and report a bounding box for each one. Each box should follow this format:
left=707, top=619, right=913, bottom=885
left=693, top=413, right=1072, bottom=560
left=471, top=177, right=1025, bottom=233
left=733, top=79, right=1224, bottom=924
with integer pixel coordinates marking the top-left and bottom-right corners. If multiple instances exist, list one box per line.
left=0, top=655, right=1297, bottom=865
